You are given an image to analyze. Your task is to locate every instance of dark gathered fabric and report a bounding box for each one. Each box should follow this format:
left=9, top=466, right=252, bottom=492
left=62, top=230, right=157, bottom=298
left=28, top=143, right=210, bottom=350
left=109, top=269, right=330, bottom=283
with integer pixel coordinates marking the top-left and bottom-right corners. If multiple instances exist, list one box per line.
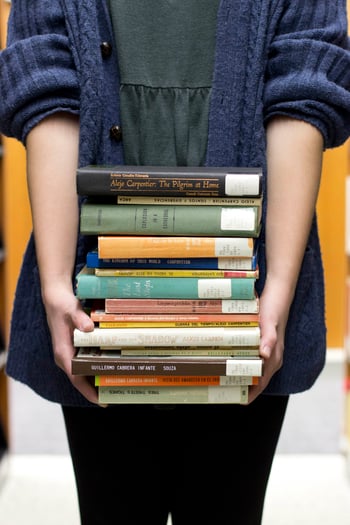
left=62, top=395, right=289, bottom=525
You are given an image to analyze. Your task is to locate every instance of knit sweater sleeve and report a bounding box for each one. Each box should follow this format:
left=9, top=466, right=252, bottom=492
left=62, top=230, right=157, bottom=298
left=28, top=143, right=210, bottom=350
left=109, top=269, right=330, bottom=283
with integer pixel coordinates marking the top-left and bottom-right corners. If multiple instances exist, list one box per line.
left=264, top=0, right=350, bottom=148
left=0, top=0, right=80, bottom=143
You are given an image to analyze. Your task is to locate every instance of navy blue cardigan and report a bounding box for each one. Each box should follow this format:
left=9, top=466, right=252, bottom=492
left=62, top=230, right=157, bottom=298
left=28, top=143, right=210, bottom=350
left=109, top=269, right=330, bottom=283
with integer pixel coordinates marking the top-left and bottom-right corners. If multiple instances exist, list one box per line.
left=1, top=0, right=350, bottom=406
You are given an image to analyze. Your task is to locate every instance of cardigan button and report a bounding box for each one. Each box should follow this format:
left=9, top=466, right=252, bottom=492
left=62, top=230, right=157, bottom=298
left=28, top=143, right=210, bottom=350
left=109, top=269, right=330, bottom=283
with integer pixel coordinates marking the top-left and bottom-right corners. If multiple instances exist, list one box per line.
left=100, top=41, right=113, bottom=58
left=109, top=125, right=123, bottom=142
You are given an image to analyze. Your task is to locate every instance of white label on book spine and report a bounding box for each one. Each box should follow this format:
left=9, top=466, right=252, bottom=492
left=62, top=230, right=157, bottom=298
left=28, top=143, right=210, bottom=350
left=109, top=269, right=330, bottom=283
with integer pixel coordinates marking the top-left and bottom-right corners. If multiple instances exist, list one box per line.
left=225, top=358, right=262, bottom=376
left=220, top=208, right=255, bottom=231
left=221, top=299, right=257, bottom=313
left=225, top=174, right=260, bottom=196
left=208, top=386, right=248, bottom=403
left=198, top=279, right=232, bottom=298
left=219, top=376, right=252, bottom=386
left=214, top=238, right=252, bottom=256
left=217, top=259, right=251, bottom=270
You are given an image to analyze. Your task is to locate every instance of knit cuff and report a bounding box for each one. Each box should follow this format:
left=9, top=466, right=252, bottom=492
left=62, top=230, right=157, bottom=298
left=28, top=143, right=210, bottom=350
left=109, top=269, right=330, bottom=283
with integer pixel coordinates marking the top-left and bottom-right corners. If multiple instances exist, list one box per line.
left=264, top=38, right=350, bottom=149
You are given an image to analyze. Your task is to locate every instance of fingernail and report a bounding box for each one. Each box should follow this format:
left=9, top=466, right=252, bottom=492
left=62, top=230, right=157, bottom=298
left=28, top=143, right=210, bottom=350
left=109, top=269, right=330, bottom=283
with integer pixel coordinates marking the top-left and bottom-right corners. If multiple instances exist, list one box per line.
left=262, top=345, right=272, bottom=356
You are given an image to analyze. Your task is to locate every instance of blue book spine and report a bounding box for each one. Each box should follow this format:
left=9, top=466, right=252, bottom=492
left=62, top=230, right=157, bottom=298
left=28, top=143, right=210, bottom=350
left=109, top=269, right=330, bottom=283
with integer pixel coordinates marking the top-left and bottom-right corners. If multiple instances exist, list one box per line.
left=86, top=250, right=257, bottom=271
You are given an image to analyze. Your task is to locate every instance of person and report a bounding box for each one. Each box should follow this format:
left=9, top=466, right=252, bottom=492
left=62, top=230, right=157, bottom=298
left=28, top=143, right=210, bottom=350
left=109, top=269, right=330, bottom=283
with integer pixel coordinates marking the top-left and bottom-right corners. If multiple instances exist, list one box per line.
left=1, top=1, right=350, bottom=524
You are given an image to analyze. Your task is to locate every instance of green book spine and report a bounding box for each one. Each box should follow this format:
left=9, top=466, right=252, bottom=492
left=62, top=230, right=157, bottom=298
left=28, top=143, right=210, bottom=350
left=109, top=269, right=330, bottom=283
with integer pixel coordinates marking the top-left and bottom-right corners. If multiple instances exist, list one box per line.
left=98, top=385, right=249, bottom=404
left=80, top=203, right=261, bottom=237
left=75, top=268, right=256, bottom=300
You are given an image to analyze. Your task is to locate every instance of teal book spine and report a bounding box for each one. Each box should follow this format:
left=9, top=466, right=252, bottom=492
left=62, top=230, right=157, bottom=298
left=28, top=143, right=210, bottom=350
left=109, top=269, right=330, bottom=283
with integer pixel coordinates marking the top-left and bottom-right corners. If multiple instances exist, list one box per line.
left=75, top=268, right=256, bottom=300
left=80, top=203, right=261, bottom=237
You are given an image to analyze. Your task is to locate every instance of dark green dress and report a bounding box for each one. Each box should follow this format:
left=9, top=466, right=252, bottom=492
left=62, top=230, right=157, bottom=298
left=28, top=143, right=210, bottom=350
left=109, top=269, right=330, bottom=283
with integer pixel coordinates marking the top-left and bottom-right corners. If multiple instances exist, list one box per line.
left=108, top=0, right=220, bottom=166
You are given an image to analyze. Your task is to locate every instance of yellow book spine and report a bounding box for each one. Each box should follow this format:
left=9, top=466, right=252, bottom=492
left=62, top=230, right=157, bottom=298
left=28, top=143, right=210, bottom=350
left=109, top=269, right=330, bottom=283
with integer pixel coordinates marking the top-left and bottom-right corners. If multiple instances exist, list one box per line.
left=98, top=321, right=259, bottom=328
left=94, top=268, right=258, bottom=278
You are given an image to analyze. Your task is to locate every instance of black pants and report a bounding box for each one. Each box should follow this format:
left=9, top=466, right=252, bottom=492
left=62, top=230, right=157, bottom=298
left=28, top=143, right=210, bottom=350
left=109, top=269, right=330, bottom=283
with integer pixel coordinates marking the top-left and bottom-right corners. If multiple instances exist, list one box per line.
left=62, top=395, right=288, bottom=525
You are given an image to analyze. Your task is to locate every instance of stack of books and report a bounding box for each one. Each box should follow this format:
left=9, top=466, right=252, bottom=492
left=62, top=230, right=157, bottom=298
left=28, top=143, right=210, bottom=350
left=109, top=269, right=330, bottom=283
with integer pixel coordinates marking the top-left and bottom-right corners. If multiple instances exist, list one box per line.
left=72, top=165, right=263, bottom=404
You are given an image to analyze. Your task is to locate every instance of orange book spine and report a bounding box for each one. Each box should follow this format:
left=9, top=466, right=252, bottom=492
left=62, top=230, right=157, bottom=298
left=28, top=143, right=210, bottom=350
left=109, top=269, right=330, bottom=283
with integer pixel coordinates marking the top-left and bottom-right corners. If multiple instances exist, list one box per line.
left=95, top=375, right=259, bottom=386
left=98, top=236, right=254, bottom=259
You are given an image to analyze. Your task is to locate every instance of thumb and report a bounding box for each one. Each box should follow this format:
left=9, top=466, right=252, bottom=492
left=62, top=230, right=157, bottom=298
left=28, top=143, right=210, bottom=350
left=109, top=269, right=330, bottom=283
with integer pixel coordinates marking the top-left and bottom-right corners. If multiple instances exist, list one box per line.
left=259, top=321, right=277, bottom=359
left=72, top=304, right=95, bottom=332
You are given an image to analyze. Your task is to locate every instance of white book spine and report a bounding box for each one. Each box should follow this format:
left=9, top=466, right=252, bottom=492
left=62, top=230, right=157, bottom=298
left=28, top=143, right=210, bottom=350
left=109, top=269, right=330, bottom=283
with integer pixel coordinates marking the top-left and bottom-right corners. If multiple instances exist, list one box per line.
left=73, top=326, right=261, bottom=348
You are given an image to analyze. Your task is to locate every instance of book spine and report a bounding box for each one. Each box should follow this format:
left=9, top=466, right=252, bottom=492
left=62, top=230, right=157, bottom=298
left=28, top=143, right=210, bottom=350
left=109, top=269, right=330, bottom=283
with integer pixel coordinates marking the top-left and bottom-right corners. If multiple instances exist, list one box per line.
left=94, top=268, right=259, bottom=278
left=72, top=358, right=262, bottom=376
left=95, top=375, right=258, bottom=386
left=97, top=385, right=249, bottom=404
left=104, top=298, right=260, bottom=314
left=80, top=204, right=260, bottom=237
left=73, top=326, right=261, bottom=348
left=86, top=251, right=257, bottom=270
left=119, top=347, right=260, bottom=356
left=98, top=321, right=258, bottom=328
left=90, top=311, right=260, bottom=323
left=116, top=195, right=262, bottom=206
left=76, top=274, right=256, bottom=300
left=76, top=165, right=262, bottom=197
left=97, top=236, right=254, bottom=259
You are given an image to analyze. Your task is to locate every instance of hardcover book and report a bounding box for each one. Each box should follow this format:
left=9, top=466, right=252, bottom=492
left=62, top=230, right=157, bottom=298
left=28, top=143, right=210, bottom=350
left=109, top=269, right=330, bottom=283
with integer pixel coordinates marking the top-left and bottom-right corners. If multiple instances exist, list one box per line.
left=97, top=235, right=255, bottom=259
left=86, top=249, right=258, bottom=271
left=95, top=374, right=258, bottom=386
left=76, top=165, right=262, bottom=198
left=90, top=309, right=259, bottom=324
left=104, top=297, right=260, bottom=314
left=98, top=321, right=258, bottom=328
left=115, top=195, right=262, bottom=206
left=93, top=268, right=259, bottom=278
left=97, top=385, right=249, bottom=404
left=118, top=347, right=260, bottom=357
left=75, top=266, right=256, bottom=300
left=71, top=347, right=263, bottom=376
left=80, top=203, right=261, bottom=237
left=73, top=325, right=261, bottom=348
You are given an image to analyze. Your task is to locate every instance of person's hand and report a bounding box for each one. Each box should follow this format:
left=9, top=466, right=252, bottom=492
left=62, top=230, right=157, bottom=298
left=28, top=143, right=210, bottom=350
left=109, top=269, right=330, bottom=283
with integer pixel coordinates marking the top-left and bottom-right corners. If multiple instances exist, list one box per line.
left=42, top=282, right=100, bottom=405
left=247, top=279, right=292, bottom=403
